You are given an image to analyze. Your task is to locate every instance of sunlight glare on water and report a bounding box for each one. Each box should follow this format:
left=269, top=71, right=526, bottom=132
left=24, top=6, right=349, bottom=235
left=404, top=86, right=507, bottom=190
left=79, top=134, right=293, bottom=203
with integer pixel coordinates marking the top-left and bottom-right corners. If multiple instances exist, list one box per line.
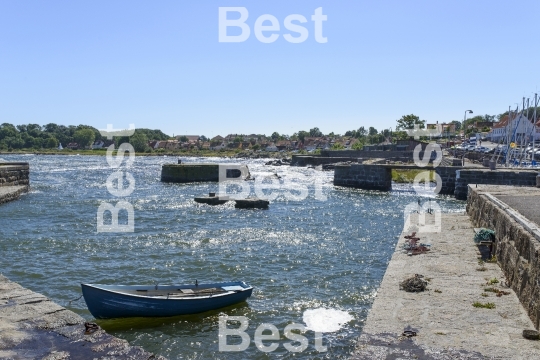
left=0, top=155, right=465, bottom=359
left=303, top=308, right=354, bottom=333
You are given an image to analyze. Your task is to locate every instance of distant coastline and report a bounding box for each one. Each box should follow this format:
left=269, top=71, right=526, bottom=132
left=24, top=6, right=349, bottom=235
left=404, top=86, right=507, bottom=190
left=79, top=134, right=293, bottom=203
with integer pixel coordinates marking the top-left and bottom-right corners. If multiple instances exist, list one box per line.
left=0, top=149, right=294, bottom=159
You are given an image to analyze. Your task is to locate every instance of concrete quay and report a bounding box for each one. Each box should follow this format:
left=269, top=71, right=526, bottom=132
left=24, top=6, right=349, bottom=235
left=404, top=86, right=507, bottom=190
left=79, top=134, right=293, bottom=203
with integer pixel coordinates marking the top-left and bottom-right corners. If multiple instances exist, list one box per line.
left=0, top=186, right=28, bottom=205
left=353, top=213, right=540, bottom=359
left=0, top=163, right=29, bottom=205
left=161, top=163, right=249, bottom=183
left=334, top=163, right=539, bottom=199
left=467, top=185, right=540, bottom=330
left=0, top=275, right=162, bottom=359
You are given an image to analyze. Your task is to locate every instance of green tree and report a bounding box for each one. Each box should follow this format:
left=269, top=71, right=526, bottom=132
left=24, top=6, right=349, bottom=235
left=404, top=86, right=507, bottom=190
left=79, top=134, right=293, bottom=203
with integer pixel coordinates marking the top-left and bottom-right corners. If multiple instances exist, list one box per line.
left=0, top=123, right=18, bottom=140
left=352, top=141, right=363, bottom=150
left=309, top=127, right=323, bottom=137
left=130, top=133, right=149, bottom=152
left=357, top=126, right=367, bottom=137
left=297, top=131, right=309, bottom=142
left=115, top=136, right=130, bottom=148
left=179, top=136, right=188, bottom=142
left=394, top=131, right=410, bottom=140
left=73, top=128, right=95, bottom=148
left=332, top=142, right=344, bottom=149
left=368, top=127, right=378, bottom=136
left=46, top=137, right=58, bottom=149
left=396, top=114, right=425, bottom=130
left=271, top=132, right=280, bottom=141
left=450, top=120, right=462, bottom=132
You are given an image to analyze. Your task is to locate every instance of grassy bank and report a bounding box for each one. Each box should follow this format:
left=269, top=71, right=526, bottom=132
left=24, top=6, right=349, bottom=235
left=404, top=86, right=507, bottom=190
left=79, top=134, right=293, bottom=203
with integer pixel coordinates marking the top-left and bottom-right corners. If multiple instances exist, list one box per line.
left=392, top=169, right=435, bottom=183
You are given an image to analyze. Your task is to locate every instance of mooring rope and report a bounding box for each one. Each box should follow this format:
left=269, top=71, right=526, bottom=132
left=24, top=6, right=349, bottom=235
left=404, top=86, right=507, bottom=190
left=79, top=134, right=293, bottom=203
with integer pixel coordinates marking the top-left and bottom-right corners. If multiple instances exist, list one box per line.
left=68, top=294, right=83, bottom=305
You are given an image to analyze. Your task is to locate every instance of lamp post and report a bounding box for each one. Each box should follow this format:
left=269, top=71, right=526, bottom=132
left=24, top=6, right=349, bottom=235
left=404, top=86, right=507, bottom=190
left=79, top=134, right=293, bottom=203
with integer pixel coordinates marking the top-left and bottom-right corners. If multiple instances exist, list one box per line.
left=463, top=110, right=473, bottom=140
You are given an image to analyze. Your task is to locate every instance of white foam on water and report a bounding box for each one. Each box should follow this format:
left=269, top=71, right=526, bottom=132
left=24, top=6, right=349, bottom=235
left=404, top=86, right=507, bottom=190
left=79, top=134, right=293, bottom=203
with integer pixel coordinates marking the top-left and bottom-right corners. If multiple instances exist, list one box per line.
left=302, top=308, right=353, bottom=333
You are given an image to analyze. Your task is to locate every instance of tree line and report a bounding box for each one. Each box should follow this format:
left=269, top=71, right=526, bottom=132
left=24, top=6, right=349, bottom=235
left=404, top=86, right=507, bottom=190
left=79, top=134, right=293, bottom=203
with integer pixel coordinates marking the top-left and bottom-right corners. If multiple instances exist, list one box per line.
left=0, top=123, right=170, bottom=151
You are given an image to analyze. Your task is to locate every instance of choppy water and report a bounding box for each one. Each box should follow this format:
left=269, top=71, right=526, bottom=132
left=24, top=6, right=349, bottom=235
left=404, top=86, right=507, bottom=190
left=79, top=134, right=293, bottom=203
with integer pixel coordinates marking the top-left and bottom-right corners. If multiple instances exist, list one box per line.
left=0, top=154, right=464, bottom=359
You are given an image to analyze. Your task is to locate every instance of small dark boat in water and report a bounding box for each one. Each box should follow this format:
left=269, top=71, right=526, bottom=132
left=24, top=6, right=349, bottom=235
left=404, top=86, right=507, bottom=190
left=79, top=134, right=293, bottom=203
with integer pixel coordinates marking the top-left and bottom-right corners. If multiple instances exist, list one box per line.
left=81, top=281, right=253, bottom=319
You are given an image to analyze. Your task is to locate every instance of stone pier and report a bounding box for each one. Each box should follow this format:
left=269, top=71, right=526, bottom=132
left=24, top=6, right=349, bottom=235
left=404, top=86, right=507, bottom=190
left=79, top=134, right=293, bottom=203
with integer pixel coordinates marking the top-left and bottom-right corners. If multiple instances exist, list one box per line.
left=334, top=164, right=463, bottom=195
left=467, top=185, right=540, bottom=330
left=334, top=163, right=392, bottom=191
left=353, top=213, right=540, bottom=359
left=0, top=275, right=162, bottom=359
left=334, top=163, right=539, bottom=199
left=0, top=162, right=29, bottom=205
left=161, top=163, right=249, bottom=183
left=455, top=168, right=539, bottom=200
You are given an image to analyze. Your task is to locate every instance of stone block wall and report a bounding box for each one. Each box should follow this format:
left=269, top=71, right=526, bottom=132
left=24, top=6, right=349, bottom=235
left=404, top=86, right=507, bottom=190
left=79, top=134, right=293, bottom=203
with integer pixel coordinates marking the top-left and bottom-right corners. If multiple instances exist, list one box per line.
left=161, top=164, right=250, bottom=183
left=467, top=187, right=540, bottom=329
left=0, top=163, right=29, bottom=187
left=321, top=150, right=418, bottom=159
left=161, top=164, right=220, bottom=183
left=334, top=164, right=392, bottom=191
left=455, top=169, right=538, bottom=200
left=435, top=166, right=464, bottom=195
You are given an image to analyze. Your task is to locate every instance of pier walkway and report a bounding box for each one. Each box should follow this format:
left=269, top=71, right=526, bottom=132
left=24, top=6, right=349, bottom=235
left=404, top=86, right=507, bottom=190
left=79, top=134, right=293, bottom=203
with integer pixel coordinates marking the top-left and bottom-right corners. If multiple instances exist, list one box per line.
left=353, top=213, right=540, bottom=359
left=0, top=275, right=162, bottom=359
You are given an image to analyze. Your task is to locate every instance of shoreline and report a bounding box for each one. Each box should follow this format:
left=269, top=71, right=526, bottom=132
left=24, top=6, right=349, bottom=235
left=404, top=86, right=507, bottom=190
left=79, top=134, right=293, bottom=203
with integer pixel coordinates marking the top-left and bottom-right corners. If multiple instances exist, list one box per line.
left=0, top=151, right=294, bottom=159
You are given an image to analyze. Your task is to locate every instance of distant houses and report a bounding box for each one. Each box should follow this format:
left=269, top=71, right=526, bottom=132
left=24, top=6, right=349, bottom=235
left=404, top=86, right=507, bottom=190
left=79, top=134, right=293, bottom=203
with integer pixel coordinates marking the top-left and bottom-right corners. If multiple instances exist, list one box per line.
left=134, top=133, right=391, bottom=152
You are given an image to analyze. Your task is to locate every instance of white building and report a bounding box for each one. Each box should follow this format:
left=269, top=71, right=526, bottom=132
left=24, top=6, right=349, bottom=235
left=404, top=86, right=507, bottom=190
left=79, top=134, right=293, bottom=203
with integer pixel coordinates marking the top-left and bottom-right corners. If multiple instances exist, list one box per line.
left=210, top=142, right=227, bottom=150
left=91, top=140, right=105, bottom=149
left=266, top=143, right=278, bottom=152
left=490, top=114, right=540, bottom=143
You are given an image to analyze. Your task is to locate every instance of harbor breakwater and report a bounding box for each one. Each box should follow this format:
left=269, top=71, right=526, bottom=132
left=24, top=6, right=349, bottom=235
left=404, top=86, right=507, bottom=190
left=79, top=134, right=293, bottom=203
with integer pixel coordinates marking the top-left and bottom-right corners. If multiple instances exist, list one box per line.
left=0, top=162, right=29, bottom=205
left=333, top=164, right=462, bottom=195
left=0, top=162, right=29, bottom=187
left=161, top=163, right=249, bottom=183
left=334, top=163, right=540, bottom=199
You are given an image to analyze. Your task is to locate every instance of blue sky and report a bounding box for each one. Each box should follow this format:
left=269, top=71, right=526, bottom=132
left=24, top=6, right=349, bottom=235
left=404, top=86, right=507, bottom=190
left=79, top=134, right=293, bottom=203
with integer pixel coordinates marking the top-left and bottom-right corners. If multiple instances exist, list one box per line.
left=1, top=1, right=539, bottom=138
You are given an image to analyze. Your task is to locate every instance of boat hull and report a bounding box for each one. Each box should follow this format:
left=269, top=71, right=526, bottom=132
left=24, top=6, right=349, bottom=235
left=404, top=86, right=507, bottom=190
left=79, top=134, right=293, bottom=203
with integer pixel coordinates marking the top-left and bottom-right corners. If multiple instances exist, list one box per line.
left=81, top=282, right=253, bottom=319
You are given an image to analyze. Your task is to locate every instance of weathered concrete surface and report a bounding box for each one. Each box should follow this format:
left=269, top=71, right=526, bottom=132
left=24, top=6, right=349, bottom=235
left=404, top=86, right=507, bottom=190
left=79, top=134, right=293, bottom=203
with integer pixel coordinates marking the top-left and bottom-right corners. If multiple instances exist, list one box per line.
left=0, top=186, right=28, bottom=205
left=353, top=213, right=540, bottom=359
left=234, top=198, right=269, bottom=209
left=334, top=164, right=465, bottom=194
left=161, top=163, right=249, bottom=183
left=467, top=185, right=540, bottom=330
left=0, top=163, right=29, bottom=187
left=0, top=163, right=29, bottom=205
left=194, top=195, right=229, bottom=205
left=455, top=168, right=538, bottom=200
left=0, top=275, right=163, bottom=359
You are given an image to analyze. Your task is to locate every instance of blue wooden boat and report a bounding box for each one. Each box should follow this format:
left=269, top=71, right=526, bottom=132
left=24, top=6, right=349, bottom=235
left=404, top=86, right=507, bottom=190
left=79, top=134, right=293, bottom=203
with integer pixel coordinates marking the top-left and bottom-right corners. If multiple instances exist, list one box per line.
left=81, top=281, right=253, bottom=319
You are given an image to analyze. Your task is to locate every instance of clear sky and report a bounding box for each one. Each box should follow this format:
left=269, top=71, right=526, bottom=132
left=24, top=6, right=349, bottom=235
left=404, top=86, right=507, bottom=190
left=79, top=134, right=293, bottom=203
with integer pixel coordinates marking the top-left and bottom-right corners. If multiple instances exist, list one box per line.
left=1, top=0, right=539, bottom=138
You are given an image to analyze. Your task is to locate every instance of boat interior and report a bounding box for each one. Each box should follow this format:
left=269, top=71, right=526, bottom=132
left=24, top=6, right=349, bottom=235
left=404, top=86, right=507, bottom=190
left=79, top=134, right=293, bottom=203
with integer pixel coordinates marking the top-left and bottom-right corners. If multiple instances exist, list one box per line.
left=108, top=284, right=247, bottom=298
